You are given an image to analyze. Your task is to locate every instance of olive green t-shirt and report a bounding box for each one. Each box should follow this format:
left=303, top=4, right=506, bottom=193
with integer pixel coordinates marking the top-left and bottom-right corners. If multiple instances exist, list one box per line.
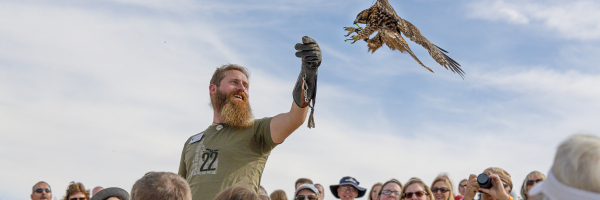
left=178, top=117, right=277, bottom=200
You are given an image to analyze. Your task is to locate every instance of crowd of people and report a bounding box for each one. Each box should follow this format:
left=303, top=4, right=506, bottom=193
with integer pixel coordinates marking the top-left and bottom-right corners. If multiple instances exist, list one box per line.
left=29, top=133, right=600, bottom=200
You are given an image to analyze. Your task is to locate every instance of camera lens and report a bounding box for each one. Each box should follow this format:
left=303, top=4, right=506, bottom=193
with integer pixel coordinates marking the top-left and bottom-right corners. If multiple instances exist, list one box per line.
left=477, top=173, right=493, bottom=189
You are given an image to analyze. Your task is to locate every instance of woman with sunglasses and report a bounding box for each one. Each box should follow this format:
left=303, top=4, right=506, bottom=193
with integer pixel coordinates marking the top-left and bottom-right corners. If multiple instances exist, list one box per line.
left=377, top=179, right=403, bottom=200
left=368, top=183, right=382, bottom=200
left=520, top=171, right=545, bottom=200
left=400, top=178, right=434, bottom=200
left=295, top=183, right=320, bottom=200
left=62, top=182, right=89, bottom=200
left=430, top=177, right=453, bottom=200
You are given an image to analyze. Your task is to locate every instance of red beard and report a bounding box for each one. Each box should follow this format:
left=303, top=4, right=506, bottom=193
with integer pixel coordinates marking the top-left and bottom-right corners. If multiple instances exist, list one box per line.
left=212, top=89, right=254, bottom=128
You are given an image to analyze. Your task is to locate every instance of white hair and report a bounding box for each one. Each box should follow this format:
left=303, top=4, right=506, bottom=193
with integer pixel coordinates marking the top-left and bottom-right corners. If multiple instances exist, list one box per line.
left=552, top=134, right=600, bottom=193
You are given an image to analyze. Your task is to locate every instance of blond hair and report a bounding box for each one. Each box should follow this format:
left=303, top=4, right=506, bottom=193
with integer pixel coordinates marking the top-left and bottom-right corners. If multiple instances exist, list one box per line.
left=552, top=134, right=600, bottom=193
left=368, top=183, right=382, bottom=200
left=520, top=171, right=546, bottom=200
left=400, top=178, right=433, bottom=200
left=430, top=177, right=454, bottom=200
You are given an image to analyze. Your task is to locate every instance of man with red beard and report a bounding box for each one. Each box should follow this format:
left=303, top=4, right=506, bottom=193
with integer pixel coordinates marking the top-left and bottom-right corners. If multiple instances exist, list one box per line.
left=31, top=181, right=52, bottom=200
left=178, top=36, right=321, bottom=200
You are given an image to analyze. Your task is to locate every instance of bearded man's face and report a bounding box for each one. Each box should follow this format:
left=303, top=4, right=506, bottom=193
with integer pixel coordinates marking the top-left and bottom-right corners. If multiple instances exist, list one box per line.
left=211, top=84, right=254, bottom=128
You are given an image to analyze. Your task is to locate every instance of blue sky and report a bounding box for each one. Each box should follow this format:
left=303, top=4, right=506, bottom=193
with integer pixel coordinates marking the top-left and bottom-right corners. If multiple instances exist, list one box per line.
left=1, top=0, right=600, bottom=199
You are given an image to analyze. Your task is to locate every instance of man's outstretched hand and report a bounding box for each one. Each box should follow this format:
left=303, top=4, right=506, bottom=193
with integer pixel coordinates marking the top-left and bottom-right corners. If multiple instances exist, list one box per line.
left=293, top=36, right=321, bottom=128
left=295, top=36, right=322, bottom=69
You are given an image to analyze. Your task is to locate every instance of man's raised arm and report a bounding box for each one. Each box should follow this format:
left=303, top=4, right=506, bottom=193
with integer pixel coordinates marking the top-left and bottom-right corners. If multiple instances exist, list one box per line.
left=270, top=36, right=322, bottom=143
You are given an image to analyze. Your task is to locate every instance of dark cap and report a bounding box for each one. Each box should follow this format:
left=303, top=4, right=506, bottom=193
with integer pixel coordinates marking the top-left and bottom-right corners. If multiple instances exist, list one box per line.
left=90, top=187, right=129, bottom=200
left=329, top=176, right=366, bottom=198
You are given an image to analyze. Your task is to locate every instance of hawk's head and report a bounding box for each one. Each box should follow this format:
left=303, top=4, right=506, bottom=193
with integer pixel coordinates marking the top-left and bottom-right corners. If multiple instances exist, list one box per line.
left=354, top=8, right=372, bottom=24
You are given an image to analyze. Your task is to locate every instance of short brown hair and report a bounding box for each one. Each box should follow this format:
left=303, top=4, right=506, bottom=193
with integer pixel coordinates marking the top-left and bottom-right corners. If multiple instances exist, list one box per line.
left=210, top=64, right=250, bottom=87
left=295, top=178, right=313, bottom=188
left=62, top=182, right=89, bottom=200
left=213, top=184, right=261, bottom=200
left=378, top=179, right=403, bottom=196
left=131, top=172, right=191, bottom=200
left=270, top=189, right=288, bottom=200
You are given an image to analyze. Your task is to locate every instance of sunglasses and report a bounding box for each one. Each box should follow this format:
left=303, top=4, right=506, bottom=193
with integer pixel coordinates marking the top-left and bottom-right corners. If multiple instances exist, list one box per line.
left=70, top=198, right=87, bottom=200
left=403, top=191, right=426, bottom=198
left=35, top=188, right=52, bottom=193
left=526, top=179, right=543, bottom=186
left=431, top=187, right=449, bottom=193
left=381, top=190, right=401, bottom=196
left=339, top=186, right=356, bottom=192
left=295, top=195, right=318, bottom=200
left=459, top=184, right=467, bottom=188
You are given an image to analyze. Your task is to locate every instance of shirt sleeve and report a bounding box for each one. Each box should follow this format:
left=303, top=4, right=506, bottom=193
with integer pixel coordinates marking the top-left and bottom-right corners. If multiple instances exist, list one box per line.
left=178, top=137, right=191, bottom=179
left=253, top=117, right=278, bottom=154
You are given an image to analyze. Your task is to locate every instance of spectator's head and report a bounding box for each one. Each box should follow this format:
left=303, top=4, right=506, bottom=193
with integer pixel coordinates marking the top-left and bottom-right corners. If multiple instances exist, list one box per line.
left=90, top=187, right=129, bottom=200
left=63, top=182, right=89, bottom=200
left=314, top=184, right=325, bottom=200
left=436, top=173, right=455, bottom=195
left=214, top=184, right=261, bottom=200
left=295, top=184, right=319, bottom=200
left=430, top=177, right=453, bottom=200
left=131, top=172, right=192, bottom=200
left=270, top=190, right=288, bottom=200
left=377, top=179, right=402, bottom=200
left=259, top=186, right=268, bottom=196
left=401, top=178, right=433, bottom=200
left=481, top=167, right=512, bottom=200
left=553, top=134, right=600, bottom=192
left=330, top=176, right=366, bottom=200
left=520, top=171, right=546, bottom=200
left=31, top=181, right=52, bottom=200
left=529, top=134, right=600, bottom=200
left=458, top=179, right=467, bottom=195
left=296, top=178, right=314, bottom=189
left=368, top=183, right=382, bottom=200
left=92, top=187, right=104, bottom=196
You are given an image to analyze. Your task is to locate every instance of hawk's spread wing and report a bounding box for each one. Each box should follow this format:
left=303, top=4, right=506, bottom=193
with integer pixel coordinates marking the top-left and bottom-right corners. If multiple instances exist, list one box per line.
left=397, top=18, right=463, bottom=77
left=344, top=0, right=464, bottom=78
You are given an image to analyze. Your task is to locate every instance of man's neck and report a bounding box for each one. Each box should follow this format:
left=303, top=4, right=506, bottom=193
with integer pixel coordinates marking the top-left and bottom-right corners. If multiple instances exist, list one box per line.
left=212, top=110, right=224, bottom=125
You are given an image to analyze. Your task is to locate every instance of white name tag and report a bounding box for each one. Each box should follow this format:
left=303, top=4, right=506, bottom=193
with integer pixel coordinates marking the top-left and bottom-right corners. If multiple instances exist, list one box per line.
left=189, top=132, right=204, bottom=144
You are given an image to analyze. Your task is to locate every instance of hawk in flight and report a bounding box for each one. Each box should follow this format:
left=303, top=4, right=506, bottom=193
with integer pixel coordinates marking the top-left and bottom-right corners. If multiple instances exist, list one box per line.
left=344, top=0, right=464, bottom=78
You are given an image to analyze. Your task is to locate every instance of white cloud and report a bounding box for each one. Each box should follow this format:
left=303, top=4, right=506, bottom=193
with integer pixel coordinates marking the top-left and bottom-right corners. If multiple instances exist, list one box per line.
left=467, top=0, right=600, bottom=40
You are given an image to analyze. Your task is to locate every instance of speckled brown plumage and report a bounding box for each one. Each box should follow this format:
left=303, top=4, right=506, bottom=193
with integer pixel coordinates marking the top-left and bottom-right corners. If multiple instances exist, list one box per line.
left=344, top=0, right=463, bottom=78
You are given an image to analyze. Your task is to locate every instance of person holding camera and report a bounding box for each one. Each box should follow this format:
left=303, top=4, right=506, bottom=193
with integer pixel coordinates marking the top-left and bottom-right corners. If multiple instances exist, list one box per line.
left=463, top=167, right=513, bottom=200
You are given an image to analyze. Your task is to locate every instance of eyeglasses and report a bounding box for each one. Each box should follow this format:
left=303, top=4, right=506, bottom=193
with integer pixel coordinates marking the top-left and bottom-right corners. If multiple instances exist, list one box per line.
left=339, top=186, right=356, bottom=192
left=35, top=188, right=52, bottom=193
left=295, top=195, right=318, bottom=200
left=381, top=190, right=401, bottom=196
left=526, top=179, right=543, bottom=186
left=431, top=187, right=449, bottom=193
left=403, top=191, right=426, bottom=198
left=70, top=198, right=87, bottom=200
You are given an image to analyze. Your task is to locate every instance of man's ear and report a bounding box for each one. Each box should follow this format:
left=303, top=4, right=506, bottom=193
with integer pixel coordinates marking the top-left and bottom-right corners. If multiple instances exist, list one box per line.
left=209, top=84, right=217, bottom=95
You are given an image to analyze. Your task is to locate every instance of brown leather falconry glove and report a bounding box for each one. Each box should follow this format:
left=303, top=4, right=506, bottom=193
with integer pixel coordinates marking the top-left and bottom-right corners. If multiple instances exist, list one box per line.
left=294, top=36, right=321, bottom=128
